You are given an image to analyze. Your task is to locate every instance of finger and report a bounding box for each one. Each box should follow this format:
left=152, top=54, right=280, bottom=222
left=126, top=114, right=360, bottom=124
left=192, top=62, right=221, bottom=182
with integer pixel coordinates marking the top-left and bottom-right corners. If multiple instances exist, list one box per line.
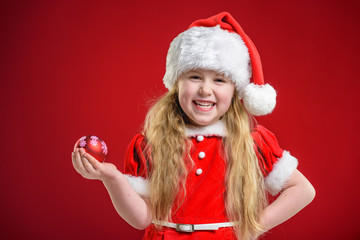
left=73, top=149, right=86, bottom=174
left=71, top=152, right=76, bottom=168
left=71, top=149, right=80, bottom=169
left=73, top=138, right=81, bottom=152
left=82, top=156, right=96, bottom=173
left=79, top=149, right=96, bottom=173
left=73, top=149, right=88, bottom=174
left=83, top=152, right=101, bottom=167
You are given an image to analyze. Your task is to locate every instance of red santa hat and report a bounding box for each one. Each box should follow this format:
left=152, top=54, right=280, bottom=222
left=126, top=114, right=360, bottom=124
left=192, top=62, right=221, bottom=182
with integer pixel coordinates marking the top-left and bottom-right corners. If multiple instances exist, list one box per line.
left=163, top=12, right=276, bottom=116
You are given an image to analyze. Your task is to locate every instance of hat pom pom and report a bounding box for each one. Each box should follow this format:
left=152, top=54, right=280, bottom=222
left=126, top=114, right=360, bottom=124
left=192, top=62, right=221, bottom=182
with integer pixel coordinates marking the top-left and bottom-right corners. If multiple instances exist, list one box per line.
left=243, top=83, right=277, bottom=116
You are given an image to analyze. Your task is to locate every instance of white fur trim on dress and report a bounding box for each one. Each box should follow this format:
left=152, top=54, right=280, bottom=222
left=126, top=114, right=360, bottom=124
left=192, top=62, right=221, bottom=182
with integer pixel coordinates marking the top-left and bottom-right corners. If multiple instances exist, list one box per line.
left=124, top=174, right=150, bottom=198
left=242, top=83, right=277, bottom=116
left=163, top=25, right=251, bottom=93
left=185, top=120, right=226, bottom=137
left=265, top=151, right=298, bottom=196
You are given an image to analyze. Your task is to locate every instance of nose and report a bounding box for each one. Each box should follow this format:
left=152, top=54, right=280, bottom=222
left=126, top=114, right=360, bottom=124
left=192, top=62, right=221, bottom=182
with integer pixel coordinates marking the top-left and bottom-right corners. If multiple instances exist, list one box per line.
left=199, top=81, right=212, bottom=96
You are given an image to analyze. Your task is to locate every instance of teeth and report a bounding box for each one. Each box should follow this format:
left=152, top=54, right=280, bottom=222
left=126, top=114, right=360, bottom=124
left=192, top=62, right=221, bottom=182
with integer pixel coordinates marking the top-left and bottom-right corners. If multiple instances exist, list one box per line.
left=195, top=101, right=214, bottom=108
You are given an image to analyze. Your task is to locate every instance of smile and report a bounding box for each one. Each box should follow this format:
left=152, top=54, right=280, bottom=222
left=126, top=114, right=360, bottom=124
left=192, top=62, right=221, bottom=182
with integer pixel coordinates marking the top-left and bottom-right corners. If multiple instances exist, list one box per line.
left=193, top=100, right=215, bottom=111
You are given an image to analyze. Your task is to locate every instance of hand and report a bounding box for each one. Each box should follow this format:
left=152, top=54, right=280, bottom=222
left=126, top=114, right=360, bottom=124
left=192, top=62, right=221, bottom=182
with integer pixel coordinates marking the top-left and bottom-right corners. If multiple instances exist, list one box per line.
left=72, top=148, right=120, bottom=182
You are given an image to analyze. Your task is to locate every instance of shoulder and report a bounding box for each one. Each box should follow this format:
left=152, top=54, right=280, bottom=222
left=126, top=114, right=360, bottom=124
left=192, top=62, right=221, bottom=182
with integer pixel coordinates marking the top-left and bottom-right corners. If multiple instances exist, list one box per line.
left=123, top=133, right=151, bottom=197
left=252, top=125, right=299, bottom=196
left=251, top=125, right=282, bottom=157
left=128, top=133, right=147, bottom=149
left=124, top=133, right=150, bottom=177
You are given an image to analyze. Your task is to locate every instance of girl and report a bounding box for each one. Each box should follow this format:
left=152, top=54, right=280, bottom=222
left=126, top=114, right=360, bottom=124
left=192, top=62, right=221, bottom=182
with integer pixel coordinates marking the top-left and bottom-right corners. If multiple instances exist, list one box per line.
left=72, top=12, right=315, bottom=240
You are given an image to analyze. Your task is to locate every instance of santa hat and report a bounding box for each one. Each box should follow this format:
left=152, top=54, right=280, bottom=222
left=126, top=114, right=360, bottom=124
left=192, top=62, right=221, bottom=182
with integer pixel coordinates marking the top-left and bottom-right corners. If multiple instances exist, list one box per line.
left=163, top=12, right=276, bottom=116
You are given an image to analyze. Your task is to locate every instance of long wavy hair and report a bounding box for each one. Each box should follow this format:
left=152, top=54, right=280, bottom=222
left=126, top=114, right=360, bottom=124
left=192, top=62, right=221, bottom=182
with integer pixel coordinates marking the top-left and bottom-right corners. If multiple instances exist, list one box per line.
left=143, top=87, right=267, bottom=239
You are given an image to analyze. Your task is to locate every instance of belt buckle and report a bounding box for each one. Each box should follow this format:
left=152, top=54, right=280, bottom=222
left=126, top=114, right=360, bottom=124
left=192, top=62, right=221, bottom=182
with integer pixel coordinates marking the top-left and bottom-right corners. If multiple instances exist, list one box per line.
left=176, top=223, right=194, bottom=233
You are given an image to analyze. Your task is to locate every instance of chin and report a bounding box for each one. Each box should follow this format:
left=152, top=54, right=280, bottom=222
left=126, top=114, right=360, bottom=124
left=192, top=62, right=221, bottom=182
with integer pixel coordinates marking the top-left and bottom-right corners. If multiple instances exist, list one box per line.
left=190, top=118, right=218, bottom=126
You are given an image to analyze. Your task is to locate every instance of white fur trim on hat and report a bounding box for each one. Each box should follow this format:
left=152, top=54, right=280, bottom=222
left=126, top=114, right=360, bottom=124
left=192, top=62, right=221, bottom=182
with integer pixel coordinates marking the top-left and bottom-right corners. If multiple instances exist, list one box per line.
left=265, top=151, right=298, bottom=196
left=124, top=174, right=150, bottom=198
left=163, top=25, right=251, bottom=92
left=242, top=83, right=277, bottom=116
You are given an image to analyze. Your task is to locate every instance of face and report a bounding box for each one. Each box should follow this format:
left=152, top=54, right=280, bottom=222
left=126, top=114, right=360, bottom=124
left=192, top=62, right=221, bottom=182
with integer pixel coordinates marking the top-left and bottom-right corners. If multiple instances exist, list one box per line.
left=177, top=69, right=235, bottom=126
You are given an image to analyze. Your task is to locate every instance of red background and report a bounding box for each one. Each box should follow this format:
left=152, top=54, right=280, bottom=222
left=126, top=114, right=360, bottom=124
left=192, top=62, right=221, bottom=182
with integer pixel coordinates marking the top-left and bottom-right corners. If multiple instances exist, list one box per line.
left=1, top=0, right=359, bottom=239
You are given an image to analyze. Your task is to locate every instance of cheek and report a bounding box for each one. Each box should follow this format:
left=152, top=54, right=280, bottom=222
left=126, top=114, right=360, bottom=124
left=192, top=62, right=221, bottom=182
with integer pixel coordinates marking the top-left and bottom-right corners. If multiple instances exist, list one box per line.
left=217, top=89, right=235, bottom=112
left=178, top=83, right=194, bottom=103
left=219, top=99, right=232, bottom=113
left=178, top=95, right=187, bottom=112
left=178, top=88, right=190, bottom=112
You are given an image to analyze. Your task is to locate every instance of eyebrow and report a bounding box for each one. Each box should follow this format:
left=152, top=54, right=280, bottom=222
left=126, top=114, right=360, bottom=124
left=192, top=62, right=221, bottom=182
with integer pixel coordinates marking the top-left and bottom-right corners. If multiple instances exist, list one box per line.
left=187, top=70, right=225, bottom=78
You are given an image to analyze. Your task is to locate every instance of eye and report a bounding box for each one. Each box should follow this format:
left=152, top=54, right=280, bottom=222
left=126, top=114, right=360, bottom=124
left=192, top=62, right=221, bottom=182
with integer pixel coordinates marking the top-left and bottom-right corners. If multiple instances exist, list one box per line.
left=215, top=78, right=226, bottom=83
left=190, top=75, right=201, bottom=80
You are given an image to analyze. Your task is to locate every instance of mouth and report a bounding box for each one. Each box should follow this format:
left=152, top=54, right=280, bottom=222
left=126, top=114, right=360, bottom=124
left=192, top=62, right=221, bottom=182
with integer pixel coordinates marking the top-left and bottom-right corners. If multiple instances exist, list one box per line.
left=193, top=100, right=215, bottom=111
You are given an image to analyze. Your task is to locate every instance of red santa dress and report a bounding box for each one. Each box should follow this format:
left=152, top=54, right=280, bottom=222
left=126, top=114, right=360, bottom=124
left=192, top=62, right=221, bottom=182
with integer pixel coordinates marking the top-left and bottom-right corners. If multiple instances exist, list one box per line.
left=123, top=121, right=298, bottom=239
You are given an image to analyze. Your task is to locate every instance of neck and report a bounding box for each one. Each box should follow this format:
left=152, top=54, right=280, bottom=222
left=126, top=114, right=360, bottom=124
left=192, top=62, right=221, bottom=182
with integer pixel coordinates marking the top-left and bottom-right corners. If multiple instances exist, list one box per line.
left=185, top=120, right=226, bottom=137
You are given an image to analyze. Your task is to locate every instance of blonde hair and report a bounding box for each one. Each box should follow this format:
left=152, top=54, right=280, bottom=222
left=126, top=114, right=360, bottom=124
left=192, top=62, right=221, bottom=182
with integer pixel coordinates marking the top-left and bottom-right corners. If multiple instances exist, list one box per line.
left=143, top=88, right=267, bottom=239
left=144, top=88, right=191, bottom=221
left=223, top=93, right=267, bottom=239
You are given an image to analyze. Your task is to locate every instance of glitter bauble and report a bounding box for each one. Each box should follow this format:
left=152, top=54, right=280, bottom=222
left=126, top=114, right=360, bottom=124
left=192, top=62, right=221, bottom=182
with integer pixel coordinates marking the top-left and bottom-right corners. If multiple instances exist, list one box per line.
left=75, top=135, right=108, bottom=162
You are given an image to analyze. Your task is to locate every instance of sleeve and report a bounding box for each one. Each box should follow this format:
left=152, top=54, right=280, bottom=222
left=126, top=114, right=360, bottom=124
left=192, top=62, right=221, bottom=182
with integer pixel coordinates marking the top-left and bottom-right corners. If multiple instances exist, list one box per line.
left=123, top=133, right=151, bottom=197
left=252, top=125, right=298, bottom=196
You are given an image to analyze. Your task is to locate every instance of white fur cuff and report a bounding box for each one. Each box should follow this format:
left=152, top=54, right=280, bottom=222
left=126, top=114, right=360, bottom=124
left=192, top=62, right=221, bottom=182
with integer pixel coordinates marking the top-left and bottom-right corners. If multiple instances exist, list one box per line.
left=124, top=174, right=150, bottom=198
left=265, top=151, right=298, bottom=196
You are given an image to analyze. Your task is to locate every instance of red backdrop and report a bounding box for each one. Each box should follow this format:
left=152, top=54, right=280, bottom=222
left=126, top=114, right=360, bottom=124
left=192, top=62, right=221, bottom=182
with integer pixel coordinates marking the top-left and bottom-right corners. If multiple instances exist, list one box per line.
left=1, top=0, right=359, bottom=239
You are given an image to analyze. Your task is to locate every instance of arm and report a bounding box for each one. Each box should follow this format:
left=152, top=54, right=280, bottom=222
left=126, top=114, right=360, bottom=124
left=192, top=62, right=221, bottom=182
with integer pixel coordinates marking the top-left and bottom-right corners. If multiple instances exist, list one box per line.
left=72, top=148, right=152, bottom=229
left=102, top=171, right=152, bottom=230
left=260, top=169, right=315, bottom=232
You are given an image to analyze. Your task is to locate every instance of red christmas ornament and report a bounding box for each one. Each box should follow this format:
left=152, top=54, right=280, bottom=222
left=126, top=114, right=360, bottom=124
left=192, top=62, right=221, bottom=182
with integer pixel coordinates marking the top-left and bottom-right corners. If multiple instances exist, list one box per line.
left=75, top=135, right=108, bottom=162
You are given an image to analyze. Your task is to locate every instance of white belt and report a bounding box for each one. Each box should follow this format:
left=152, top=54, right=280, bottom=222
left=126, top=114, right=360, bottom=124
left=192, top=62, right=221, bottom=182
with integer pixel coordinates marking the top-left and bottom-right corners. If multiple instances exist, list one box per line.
left=153, top=220, right=236, bottom=233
